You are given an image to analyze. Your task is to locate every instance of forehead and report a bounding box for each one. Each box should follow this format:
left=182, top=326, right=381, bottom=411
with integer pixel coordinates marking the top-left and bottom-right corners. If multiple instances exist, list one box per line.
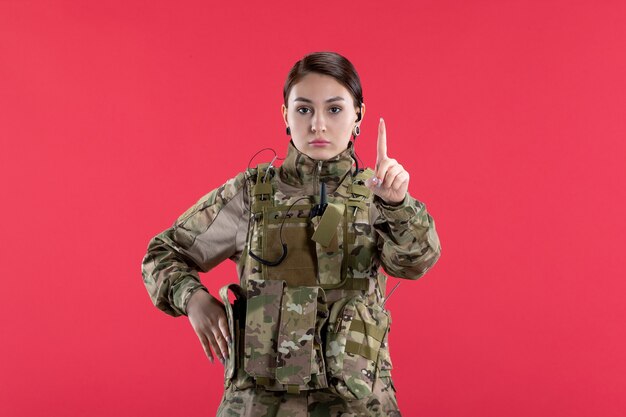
left=288, top=73, right=351, bottom=102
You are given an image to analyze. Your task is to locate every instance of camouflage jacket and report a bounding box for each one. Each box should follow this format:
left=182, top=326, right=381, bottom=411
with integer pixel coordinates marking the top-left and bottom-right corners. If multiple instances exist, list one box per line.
left=141, top=140, right=441, bottom=397
left=142, top=140, right=440, bottom=316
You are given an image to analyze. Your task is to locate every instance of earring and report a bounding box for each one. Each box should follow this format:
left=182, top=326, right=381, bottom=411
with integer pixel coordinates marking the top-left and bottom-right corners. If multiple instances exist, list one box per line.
left=286, top=126, right=291, bottom=135
left=353, top=125, right=360, bottom=137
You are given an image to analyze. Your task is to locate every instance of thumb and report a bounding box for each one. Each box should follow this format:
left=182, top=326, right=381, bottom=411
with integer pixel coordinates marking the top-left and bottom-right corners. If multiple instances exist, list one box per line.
left=365, top=177, right=381, bottom=190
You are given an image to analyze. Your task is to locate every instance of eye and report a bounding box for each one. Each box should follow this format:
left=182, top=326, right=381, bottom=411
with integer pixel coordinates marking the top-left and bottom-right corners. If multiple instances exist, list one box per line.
left=329, top=106, right=342, bottom=114
left=297, top=107, right=311, bottom=114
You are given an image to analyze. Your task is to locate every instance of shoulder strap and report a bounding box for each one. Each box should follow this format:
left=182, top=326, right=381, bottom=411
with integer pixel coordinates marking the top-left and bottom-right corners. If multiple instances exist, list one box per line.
left=251, top=162, right=276, bottom=214
left=340, top=168, right=377, bottom=291
left=348, top=168, right=375, bottom=197
left=345, top=167, right=375, bottom=214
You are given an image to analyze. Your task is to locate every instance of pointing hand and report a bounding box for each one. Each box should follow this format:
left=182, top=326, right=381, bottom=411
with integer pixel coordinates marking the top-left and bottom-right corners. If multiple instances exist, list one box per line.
left=365, top=118, right=409, bottom=205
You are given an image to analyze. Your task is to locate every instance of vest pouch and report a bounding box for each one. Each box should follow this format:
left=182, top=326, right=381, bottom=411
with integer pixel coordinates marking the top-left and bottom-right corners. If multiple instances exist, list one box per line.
left=218, top=283, right=254, bottom=390
left=263, top=207, right=318, bottom=287
left=373, top=318, right=396, bottom=394
left=325, top=295, right=390, bottom=400
left=377, top=310, right=393, bottom=378
left=243, top=279, right=285, bottom=379
left=241, top=279, right=329, bottom=392
left=275, top=286, right=320, bottom=388
left=309, top=205, right=346, bottom=287
left=346, top=200, right=377, bottom=280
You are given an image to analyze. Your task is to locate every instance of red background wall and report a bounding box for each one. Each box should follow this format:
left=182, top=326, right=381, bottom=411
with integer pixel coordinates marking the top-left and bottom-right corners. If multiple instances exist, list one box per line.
left=1, top=1, right=625, bottom=416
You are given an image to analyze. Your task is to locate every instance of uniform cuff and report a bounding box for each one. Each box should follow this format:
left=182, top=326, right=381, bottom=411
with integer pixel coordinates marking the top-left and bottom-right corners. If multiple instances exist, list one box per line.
left=375, top=194, right=420, bottom=223
left=174, top=280, right=209, bottom=316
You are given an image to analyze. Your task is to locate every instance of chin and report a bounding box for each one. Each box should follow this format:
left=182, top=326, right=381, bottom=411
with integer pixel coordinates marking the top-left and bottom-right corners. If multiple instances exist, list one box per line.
left=305, top=149, right=336, bottom=161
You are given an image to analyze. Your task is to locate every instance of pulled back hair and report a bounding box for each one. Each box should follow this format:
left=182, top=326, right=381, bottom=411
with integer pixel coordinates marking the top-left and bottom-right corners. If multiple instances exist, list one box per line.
left=283, top=51, right=364, bottom=122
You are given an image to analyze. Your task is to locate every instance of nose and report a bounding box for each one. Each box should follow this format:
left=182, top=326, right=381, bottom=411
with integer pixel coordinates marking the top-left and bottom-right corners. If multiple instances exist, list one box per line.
left=311, top=112, right=326, bottom=133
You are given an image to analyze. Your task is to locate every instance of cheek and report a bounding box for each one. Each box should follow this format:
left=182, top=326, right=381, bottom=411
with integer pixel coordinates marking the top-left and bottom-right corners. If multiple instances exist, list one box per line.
left=338, top=118, right=355, bottom=134
left=339, top=112, right=356, bottom=125
left=291, top=115, right=309, bottom=129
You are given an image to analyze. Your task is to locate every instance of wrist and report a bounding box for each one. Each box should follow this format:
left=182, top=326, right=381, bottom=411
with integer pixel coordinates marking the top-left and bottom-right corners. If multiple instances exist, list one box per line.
left=382, top=198, right=403, bottom=207
left=377, top=194, right=407, bottom=208
left=185, top=287, right=210, bottom=315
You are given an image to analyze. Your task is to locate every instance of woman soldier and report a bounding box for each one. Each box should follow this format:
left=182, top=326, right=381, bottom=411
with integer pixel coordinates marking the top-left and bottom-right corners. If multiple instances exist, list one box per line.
left=141, top=51, right=441, bottom=416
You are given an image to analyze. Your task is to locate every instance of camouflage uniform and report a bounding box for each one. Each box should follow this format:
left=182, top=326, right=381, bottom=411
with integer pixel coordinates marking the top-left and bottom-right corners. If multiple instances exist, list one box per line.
left=142, top=140, right=441, bottom=416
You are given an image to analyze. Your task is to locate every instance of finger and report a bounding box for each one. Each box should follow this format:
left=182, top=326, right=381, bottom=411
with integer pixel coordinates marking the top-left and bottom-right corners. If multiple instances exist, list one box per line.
left=198, top=333, right=214, bottom=364
left=376, top=158, right=397, bottom=187
left=391, top=171, right=409, bottom=191
left=205, top=332, right=224, bottom=364
left=218, top=315, right=232, bottom=344
left=213, top=321, right=230, bottom=360
left=376, top=118, right=387, bottom=164
left=383, top=164, right=403, bottom=189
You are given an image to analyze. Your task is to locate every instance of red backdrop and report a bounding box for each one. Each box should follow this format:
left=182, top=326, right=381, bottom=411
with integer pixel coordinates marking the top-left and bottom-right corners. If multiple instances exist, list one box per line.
left=1, top=1, right=625, bottom=416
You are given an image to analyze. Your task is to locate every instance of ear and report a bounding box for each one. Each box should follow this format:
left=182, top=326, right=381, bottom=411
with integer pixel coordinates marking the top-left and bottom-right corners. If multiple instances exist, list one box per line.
left=281, top=104, right=288, bottom=126
left=357, top=102, right=366, bottom=124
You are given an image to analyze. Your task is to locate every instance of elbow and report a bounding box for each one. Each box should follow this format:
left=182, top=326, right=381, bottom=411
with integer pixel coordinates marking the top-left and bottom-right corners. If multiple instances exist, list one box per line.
left=382, top=244, right=442, bottom=280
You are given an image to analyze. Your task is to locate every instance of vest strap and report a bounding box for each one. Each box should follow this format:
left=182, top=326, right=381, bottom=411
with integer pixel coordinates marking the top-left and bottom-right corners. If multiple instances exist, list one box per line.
left=335, top=276, right=370, bottom=291
left=350, top=318, right=386, bottom=342
left=251, top=200, right=272, bottom=214
left=218, top=283, right=246, bottom=384
left=251, top=163, right=274, bottom=214
left=347, top=184, right=371, bottom=198
left=253, top=182, right=273, bottom=196
left=255, top=163, right=271, bottom=182
left=354, top=168, right=376, bottom=182
left=345, top=340, right=378, bottom=362
left=346, top=200, right=367, bottom=212
left=255, top=376, right=272, bottom=387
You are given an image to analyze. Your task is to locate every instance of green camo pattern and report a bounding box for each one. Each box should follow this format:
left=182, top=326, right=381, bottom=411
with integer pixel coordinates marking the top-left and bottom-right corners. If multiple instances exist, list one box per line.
left=275, top=286, right=319, bottom=386
left=141, top=170, right=250, bottom=317
left=244, top=279, right=284, bottom=378
left=141, top=140, right=441, bottom=415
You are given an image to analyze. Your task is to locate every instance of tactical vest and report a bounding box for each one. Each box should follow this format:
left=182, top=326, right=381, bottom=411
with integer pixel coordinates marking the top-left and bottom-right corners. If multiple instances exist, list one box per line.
left=219, top=162, right=394, bottom=400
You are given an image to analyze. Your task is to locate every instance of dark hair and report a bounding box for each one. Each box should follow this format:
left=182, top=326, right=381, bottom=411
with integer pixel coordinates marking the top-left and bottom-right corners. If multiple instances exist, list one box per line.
left=283, top=51, right=364, bottom=122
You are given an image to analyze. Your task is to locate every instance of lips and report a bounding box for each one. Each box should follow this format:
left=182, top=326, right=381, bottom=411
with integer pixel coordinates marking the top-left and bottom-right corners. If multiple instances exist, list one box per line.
left=309, top=138, right=330, bottom=145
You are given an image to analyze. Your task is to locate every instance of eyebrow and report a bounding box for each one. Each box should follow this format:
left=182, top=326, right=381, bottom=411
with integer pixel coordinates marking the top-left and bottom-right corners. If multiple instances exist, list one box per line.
left=293, top=96, right=346, bottom=103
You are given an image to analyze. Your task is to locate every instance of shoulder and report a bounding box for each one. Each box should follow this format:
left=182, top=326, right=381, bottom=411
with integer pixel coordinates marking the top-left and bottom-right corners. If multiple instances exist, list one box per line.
left=174, top=170, right=251, bottom=228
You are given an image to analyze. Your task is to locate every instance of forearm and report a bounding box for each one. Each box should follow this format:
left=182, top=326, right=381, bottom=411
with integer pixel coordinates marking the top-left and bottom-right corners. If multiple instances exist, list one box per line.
left=141, top=231, right=209, bottom=317
left=141, top=171, right=248, bottom=317
left=374, top=193, right=442, bottom=279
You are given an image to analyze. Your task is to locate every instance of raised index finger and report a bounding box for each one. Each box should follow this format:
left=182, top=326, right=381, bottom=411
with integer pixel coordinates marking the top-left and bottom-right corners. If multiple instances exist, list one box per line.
left=377, top=118, right=387, bottom=163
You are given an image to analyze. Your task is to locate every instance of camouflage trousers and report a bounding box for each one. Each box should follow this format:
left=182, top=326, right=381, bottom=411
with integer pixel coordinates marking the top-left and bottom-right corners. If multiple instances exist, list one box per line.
left=215, top=376, right=401, bottom=417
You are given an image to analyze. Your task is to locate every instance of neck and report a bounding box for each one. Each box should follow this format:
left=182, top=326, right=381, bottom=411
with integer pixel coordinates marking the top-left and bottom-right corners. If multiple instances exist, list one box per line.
left=278, top=140, right=356, bottom=194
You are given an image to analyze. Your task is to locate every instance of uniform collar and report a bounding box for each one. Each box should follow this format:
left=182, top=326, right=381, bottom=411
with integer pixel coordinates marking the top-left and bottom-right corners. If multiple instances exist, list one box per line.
left=278, top=140, right=356, bottom=191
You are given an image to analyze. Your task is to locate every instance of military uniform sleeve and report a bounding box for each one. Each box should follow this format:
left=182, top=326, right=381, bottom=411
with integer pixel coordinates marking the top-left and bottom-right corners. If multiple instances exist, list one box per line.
left=141, top=171, right=250, bottom=317
left=372, top=192, right=441, bottom=279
